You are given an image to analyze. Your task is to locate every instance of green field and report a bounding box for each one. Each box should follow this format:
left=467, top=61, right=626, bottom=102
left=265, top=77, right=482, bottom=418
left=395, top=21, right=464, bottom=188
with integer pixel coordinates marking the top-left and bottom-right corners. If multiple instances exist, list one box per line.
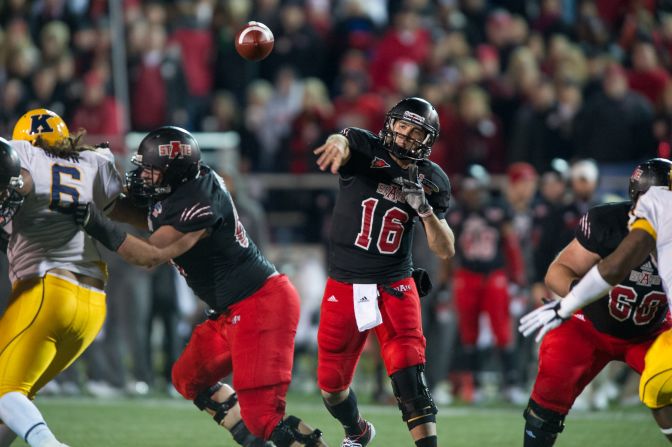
left=12, top=395, right=667, bottom=447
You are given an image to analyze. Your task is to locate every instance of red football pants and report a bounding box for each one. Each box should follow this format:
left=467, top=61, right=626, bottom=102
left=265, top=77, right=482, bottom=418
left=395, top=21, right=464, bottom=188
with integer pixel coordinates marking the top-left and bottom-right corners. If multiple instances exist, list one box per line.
left=531, top=314, right=659, bottom=414
left=454, top=268, right=511, bottom=347
left=317, top=277, right=426, bottom=393
left=171, top=274, right=300, bottom=439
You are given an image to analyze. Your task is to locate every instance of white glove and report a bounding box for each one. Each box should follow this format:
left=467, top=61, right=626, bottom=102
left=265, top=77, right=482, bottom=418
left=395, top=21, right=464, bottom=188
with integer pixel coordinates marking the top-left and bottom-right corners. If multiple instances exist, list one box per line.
left=518, top=299, right=569, bottom=342
left=401, top=164, right=432, bottom=218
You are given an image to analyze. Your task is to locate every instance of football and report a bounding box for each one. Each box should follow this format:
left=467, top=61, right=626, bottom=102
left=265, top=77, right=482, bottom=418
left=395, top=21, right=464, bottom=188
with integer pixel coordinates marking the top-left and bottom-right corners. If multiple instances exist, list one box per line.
left=235, top=21, right=274, bottom=62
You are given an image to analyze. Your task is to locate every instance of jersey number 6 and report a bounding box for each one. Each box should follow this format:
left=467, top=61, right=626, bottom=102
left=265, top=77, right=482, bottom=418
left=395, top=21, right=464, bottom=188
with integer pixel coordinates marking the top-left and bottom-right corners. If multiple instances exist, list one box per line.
left=50, top=164, right=81, bottom=210
left=355, top=198, right=409, bottom=254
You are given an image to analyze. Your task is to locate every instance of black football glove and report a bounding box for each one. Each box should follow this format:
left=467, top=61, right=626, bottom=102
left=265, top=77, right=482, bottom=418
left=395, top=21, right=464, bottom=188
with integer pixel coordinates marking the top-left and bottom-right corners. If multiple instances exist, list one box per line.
left=401, top=164, right=433, bottom=218
left=75, top=202, right=127, bottom=252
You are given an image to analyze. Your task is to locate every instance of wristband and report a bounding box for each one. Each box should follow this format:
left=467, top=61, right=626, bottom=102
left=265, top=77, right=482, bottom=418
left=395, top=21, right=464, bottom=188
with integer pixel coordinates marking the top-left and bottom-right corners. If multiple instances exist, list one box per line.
left=559, top=265, right=612, bottom=318
left=418, top=203, right=433, bottom=218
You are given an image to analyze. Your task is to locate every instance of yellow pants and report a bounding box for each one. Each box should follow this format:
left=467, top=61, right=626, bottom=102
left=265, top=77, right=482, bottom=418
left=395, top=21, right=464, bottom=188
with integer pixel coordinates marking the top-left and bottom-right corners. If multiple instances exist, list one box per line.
left=0, top=274, right=106, bottom=398
left=640, top=328, right=672, bottom=409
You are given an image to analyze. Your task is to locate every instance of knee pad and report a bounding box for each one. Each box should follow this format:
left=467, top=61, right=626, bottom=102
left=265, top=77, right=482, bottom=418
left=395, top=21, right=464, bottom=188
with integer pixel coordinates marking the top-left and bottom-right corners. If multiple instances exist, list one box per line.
left=523, top=399, right=566, bottom=435
left=390, top=364, right=438, bottom=430
left=230, top=420, right=273, bottom=446
left=193, top=382, right=237, bottom=424
left=270, top=415, right=324, bottom=447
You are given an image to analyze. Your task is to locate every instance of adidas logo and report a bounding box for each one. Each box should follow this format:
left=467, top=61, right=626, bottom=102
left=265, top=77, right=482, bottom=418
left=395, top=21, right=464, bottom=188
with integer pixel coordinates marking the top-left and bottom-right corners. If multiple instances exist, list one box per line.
left=642, top=261, right=653, bottom=272
left=358, top=296, right=369, bottom=303
left=327, top=295, right=338, bottom=303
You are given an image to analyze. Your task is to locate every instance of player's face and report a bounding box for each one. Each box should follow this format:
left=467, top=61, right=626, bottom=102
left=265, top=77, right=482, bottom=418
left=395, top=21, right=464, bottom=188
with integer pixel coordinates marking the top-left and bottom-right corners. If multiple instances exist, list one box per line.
left=140, top=166, right=163, bottom=185
left=392, top=120, right=427, bottom=152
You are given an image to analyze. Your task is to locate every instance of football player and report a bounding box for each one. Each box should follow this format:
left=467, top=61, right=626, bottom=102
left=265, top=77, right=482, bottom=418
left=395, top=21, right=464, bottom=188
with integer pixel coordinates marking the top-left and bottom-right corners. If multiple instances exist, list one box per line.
left=71, top=126, right=327, bottom=447
left=313, top=97, right=455, bottom=447
left=520, top=158, right=671, bottom=446
left=0, top=109, right=124, bottom=447
left=520, top=159, right=672, bottom=443
left=447, top=164, right=525, bottom=403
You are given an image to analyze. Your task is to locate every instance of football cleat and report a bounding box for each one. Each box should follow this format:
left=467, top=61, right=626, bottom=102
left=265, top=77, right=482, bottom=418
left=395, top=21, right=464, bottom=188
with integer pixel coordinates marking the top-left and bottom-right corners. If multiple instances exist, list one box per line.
left=341, top=420, right=375, bottom=447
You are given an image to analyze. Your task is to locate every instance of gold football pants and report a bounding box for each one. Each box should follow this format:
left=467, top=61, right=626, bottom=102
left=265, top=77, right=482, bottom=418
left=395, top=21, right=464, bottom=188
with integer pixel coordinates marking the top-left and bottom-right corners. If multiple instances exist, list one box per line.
left=640, top=328, right=672, bottom=409
left=0, top=274, right=106, bottom=398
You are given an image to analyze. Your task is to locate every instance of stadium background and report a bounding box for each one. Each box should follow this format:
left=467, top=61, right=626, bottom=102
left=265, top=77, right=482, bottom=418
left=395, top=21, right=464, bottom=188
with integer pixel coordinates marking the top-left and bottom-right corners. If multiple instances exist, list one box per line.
left=1, top=0, right=672, bottom=445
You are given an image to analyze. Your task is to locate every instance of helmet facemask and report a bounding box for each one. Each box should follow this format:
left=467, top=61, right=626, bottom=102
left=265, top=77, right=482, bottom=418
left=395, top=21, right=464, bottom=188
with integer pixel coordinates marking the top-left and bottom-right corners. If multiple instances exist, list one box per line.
left=0, top=175, right=24, bottom=226
left=126, top=153, right=172, bottom=207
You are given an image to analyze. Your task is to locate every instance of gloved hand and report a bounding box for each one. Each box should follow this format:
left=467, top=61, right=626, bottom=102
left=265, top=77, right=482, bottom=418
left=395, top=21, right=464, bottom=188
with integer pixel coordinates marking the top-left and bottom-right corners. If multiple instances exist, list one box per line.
left=518, top=299, right=570, bottom=342
left=401, top=164, right=433, bottom=218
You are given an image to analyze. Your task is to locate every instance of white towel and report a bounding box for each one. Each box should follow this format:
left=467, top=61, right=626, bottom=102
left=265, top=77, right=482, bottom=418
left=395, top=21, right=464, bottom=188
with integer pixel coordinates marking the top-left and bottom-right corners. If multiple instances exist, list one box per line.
left=353, top=284, right=382, bottom=332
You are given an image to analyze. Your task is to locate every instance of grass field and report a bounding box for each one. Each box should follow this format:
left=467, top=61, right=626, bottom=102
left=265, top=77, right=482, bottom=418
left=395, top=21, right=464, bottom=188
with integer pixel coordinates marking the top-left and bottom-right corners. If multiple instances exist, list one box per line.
left=10, top=394, right=668, bottom=447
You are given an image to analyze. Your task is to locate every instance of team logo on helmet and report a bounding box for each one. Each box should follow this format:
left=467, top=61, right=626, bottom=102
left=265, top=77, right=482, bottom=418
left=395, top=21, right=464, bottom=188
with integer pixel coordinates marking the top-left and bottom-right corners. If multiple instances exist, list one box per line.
left=371, top=157, right=390, bottom=169
left=631, top=167, right=643, bottom=182
left=158, top=141, right=193, bottom=159
left=402, top=111, right=425, bottom=125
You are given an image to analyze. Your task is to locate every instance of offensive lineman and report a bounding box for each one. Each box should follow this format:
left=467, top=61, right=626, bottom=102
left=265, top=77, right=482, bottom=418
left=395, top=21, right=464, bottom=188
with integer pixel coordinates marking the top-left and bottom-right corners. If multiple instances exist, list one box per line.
left=313, top=97, right=455, bottom=447
left=70, top=126, right=327, bottom=447
left=521, top=159, right=672, bottom=446
left=520, top=161, right=672, bottom=443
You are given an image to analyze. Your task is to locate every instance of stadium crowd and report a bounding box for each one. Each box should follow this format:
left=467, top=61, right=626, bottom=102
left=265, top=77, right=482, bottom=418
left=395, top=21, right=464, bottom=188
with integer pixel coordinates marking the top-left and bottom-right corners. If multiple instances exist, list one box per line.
left=1, top=0, right=671, bottom=412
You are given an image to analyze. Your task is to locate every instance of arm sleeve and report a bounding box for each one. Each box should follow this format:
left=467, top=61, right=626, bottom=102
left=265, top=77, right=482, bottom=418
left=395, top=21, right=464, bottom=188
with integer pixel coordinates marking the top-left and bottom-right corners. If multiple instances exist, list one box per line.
left=339, top=127, right=378, bottom=176
left=94, top=149, right=123, bottom=214
left=10, top=141, right=34, bottom=175
left=575, top=210, right=601, bottom=253
left=630, top=189, right=660, bottom=240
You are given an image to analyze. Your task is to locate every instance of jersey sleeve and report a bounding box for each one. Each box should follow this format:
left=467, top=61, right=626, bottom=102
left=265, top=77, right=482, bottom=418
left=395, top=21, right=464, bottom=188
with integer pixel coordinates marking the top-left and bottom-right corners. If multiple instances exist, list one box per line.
left=424, top=162, right=451, bottom=219
left=339, top=127, right=379, bottom=176
left=92, top=148, right=123, bottom=213
left=158, top=179, right=228, bottom=234
left=630, top=188, right=661, bottom=240
left=10, top=140, right=35, bottom=176
left=575, top=209, right=602, bottom=253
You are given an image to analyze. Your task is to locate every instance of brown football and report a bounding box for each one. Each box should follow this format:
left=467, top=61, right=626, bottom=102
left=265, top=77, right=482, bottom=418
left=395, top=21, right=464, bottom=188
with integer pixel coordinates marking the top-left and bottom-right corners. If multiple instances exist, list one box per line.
left=235, top=21, right=274, bottom=62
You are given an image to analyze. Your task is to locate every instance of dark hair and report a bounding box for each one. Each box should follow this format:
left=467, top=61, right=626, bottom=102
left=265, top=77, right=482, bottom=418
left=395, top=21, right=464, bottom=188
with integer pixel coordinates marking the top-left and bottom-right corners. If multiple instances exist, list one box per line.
left=35, top=129, right=96, bottom=162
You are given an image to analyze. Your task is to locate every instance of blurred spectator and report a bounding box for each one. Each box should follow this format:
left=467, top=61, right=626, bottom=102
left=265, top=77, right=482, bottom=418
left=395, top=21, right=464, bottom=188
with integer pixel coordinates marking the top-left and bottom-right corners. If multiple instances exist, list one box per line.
left=445, top=86, right=505, bottom=174
left=369, top=8, right=431, bottom=93
left=71, top=69, right=125, bottom=148
left=128, top=23, right=188, bottom=131
left=574, top=62, right=657, bottom=165
left=288, top=77, right=335, bottom=173
left=260, top=1, right=327, bottom=81
left=627, top=40, right=670, bottom=105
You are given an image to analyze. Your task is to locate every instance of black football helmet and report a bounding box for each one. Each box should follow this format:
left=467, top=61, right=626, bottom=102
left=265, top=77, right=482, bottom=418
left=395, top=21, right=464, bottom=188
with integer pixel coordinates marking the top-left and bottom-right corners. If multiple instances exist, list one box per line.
left=126, top=126, right=201, bottom=205
left=0, top=137, right=24, bottom=226
left=628, top=158, right=672, bottom=202
left=379, top=97, right=440, bottom=161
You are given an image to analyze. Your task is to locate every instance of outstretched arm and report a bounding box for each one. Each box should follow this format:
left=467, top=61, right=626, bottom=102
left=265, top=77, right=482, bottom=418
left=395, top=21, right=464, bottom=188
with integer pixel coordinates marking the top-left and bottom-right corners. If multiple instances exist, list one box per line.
left=545, top=238, right=601, bottom=297
left=77, top=202, right=205, bottom=268
left=520, top=228, right=655, bottom=341
left=314, top=134, right=351, bottom=174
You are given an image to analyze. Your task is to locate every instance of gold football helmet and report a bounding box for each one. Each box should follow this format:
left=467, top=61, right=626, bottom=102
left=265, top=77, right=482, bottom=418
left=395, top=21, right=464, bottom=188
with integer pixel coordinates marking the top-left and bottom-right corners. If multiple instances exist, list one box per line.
left=12, top=108, right=70, bottom=146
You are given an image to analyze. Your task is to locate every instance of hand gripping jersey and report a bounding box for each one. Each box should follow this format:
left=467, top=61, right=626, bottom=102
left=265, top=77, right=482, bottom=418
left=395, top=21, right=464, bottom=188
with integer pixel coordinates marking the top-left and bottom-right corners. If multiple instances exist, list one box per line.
left=7, top=140, right=123, bottom=283
left=447, top=200, right=511, bottom=274
left=329, top=127, right=451, bottom=284
left=630, top=187, right=672, bottom=306
left=148, top=166, right=276, bottom=311
left=576, top=201, right=668, bottom=339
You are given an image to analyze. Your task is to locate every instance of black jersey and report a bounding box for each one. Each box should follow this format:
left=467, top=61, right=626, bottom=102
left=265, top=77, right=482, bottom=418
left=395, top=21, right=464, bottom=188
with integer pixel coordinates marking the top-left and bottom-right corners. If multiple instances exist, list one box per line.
left=148, top=166, right=276, bottom=311
left=447, top=200, right=511, bottom=273
left=328, top=127, right=451, bottom=283
left=576, top=201, right=668, bottom=339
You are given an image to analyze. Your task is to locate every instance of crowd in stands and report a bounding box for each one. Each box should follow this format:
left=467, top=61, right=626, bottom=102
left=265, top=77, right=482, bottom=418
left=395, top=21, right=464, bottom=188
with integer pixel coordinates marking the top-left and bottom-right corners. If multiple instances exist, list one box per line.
left=1, top=0, right=671, bottom=175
